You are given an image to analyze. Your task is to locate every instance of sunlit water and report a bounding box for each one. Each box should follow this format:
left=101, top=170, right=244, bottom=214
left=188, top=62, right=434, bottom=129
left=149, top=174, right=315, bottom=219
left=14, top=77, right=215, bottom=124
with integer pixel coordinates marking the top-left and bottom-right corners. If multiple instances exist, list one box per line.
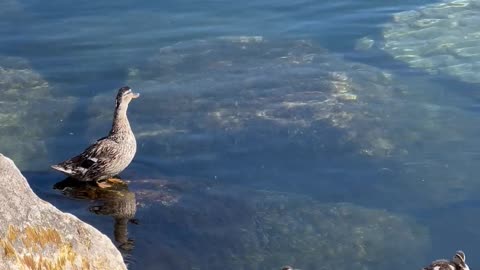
left=2, top=0, right=480, bottom=269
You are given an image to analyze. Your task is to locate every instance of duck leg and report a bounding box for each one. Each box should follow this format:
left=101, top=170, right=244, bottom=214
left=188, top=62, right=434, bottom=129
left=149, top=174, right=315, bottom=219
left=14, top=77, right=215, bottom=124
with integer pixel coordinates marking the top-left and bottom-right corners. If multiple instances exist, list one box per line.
left=107, top=178, right=126, bottom=184
left=96, top=180, right=113, bottom=189
left=95, top=177, right=127, bottom=188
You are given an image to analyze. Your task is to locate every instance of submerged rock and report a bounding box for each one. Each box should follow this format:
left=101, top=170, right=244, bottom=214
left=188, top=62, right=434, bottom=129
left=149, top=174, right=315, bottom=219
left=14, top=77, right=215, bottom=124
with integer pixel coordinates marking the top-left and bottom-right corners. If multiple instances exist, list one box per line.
left=0, top=153, right=127, bottom=270
left=90, top=38, right=412, bottom=161
left=86, top=37, right=480, bottom=210
left=0, top=56, right=74, bottom=170
left=50, top=177, right=429, bottom=270
left=124, top=180, right=430, bottom=270
left=380, top=0, right=480, bottom=83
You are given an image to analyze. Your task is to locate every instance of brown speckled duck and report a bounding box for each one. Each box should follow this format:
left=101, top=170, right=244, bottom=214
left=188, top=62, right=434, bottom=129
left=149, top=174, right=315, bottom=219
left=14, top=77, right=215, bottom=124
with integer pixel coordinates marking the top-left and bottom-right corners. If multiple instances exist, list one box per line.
left=51, top=86, right=139, bottom=187
left=422, top=251, right=470, bottom=270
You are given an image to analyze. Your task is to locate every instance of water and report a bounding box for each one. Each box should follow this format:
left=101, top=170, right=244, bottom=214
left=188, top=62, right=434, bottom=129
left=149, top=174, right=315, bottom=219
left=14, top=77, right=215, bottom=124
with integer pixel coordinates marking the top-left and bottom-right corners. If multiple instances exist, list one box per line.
left=2, top=0, right=480, bottom=269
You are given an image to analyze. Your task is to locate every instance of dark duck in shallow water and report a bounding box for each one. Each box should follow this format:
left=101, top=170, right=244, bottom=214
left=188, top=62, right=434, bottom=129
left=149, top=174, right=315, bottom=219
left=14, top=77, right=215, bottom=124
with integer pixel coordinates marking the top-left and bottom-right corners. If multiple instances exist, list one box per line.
left=422, top=251, right=470, bottom=270
left=52, top=86, right=139, bottom=187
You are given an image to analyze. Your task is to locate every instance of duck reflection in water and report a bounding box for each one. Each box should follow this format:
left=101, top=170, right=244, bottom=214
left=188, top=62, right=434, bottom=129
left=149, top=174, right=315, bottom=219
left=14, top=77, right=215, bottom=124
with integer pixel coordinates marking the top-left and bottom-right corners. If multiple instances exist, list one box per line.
left=53, top=177, right=138, bottom=253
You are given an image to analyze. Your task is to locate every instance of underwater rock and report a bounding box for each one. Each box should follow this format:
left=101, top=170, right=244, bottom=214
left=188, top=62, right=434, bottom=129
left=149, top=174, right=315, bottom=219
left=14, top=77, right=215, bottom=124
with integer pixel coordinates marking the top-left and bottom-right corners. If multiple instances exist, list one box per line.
left=89, top=38, right=411, bottom=160
left=380, top=0, right=480, bottom=83
left=88, top=38, right=480, bottom=210
left=0, top=56, right=74, bottom=170
left=50, top=177, right=430, bottom=269
left=130, top=181, right=429, bottom=270
left=0, top=153, right=127, bottom=270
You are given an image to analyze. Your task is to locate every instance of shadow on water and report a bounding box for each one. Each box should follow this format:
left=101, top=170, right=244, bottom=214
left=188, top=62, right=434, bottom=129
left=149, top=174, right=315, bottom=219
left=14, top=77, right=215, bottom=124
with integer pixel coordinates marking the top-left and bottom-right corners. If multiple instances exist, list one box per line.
left=52, top=177, right=139, bottom=262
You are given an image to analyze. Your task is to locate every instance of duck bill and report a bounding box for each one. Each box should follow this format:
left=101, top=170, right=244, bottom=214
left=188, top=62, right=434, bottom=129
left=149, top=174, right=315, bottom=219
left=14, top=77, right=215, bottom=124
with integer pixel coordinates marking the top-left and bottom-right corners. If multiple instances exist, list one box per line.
left=131, top=92, right=140, bottom=99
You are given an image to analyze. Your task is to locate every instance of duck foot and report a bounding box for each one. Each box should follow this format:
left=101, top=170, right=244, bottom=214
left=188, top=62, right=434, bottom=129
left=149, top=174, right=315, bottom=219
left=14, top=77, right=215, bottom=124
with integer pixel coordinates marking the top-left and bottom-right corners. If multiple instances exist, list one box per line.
left=96, top=181, right=113, bottom=189
left=107, top=178, right=126, bottom=184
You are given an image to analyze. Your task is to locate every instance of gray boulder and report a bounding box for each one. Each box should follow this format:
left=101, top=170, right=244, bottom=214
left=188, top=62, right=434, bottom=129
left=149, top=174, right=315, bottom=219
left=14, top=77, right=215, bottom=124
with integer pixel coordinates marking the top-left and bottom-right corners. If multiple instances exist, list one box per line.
left=0, top=153, right=127, bottom=270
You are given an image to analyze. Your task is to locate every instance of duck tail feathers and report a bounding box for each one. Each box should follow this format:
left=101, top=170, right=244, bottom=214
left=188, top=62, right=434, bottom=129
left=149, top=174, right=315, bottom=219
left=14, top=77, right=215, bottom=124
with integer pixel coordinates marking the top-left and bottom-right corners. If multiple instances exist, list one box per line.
left=51, top=164, right=74, bottom=175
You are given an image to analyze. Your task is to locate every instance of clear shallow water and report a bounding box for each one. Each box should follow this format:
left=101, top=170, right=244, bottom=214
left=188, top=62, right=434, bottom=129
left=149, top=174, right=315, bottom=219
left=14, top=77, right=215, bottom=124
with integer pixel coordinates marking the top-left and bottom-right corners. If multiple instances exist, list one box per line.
left=3, top=0, right=480, bottom=269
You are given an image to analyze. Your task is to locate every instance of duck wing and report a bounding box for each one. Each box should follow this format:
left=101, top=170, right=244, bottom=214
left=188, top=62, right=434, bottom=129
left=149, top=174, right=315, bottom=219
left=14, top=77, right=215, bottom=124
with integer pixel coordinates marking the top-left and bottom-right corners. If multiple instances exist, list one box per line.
left=51, top=137, right=120, bottom=180
left=422, top=260, right=455, bottom=270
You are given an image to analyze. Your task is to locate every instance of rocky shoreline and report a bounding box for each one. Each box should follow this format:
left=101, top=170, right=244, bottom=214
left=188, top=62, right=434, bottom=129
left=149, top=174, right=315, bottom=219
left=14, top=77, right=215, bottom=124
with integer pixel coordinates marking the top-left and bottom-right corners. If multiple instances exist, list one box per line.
left=0, top=153, right=127, bottom=270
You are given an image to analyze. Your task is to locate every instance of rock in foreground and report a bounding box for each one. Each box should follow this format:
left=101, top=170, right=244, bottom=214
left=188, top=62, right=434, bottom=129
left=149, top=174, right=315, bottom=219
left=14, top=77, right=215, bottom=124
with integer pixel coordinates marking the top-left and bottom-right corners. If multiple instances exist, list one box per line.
left=0, top=153, right=126, bottom=270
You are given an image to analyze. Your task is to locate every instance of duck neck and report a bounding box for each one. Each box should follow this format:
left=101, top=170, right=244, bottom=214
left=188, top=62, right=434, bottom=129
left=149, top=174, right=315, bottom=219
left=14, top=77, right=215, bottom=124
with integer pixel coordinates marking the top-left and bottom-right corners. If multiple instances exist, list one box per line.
left=110, top=103, right=132, bottom=137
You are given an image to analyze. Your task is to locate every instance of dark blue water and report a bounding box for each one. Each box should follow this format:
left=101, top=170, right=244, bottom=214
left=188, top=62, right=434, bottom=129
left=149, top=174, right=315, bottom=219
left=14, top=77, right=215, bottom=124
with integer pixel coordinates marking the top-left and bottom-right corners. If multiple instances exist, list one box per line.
left=3, top=0, right=480, bottom=269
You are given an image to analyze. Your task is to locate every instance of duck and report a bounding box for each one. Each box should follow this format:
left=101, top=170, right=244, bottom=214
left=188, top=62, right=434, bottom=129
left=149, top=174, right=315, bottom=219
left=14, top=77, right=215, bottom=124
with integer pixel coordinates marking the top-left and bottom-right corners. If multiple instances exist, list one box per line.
left=281, top=266, right=300, bottom=270
left=51, top=86, right=140, bottom=187
left=422, top=250, right=470, bottom=270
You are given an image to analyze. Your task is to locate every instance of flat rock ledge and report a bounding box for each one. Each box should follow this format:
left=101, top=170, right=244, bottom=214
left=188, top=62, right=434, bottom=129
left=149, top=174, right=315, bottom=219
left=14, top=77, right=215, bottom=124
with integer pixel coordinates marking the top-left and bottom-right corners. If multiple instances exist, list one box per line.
left=0, top=153, right=127, bottom=270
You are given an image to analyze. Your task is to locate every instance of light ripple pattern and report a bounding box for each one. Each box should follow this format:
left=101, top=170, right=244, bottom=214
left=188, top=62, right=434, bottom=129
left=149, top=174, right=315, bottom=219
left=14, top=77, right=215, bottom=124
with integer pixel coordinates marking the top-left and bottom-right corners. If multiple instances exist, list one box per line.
left=381, top=0, right=480, bottom=83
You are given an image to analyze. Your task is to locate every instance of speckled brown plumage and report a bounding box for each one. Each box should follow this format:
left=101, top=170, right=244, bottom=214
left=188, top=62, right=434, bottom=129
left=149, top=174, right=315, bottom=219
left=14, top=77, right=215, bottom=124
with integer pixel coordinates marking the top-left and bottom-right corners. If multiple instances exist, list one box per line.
left=422, top=251, right=469, bottom=270
left=51, top=86, right=139, bottom=182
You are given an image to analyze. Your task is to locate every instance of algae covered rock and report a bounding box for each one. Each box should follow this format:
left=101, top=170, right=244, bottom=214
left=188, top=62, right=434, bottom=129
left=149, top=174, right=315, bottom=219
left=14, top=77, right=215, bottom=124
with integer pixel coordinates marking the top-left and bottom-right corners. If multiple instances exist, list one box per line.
left=130, top=182, right=429, bottom=270
left=0, top=153, right=127, bottom=270
left=381, top=0, right=480, bottom=83
left=89, top=37, right=414, bottom=161
left=50, top=178, right=430, bottom=270
left=86, top=37, right=480, bottom=211
left=0, top=57, right=73, bottom=170
left=83, top=37, right=480, bottom=211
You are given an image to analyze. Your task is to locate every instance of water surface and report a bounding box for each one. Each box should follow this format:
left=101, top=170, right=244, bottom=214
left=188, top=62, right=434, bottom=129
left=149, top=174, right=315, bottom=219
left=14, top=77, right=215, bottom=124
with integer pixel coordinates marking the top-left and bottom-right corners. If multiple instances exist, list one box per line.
left=2, top=0, right=480, bottom=269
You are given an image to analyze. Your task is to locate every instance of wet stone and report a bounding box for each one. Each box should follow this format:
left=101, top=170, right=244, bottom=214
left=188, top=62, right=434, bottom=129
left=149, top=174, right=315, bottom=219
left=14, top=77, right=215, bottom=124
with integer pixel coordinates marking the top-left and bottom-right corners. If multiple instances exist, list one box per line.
left=0, top=154, right=127, bottom=270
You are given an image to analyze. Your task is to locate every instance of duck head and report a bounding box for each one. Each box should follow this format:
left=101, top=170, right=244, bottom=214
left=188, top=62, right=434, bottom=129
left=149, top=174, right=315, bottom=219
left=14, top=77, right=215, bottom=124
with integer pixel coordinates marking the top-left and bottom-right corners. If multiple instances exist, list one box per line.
left=452, top=251, right=470, bottom=270
left=116, top=86, right=140, bottom=108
